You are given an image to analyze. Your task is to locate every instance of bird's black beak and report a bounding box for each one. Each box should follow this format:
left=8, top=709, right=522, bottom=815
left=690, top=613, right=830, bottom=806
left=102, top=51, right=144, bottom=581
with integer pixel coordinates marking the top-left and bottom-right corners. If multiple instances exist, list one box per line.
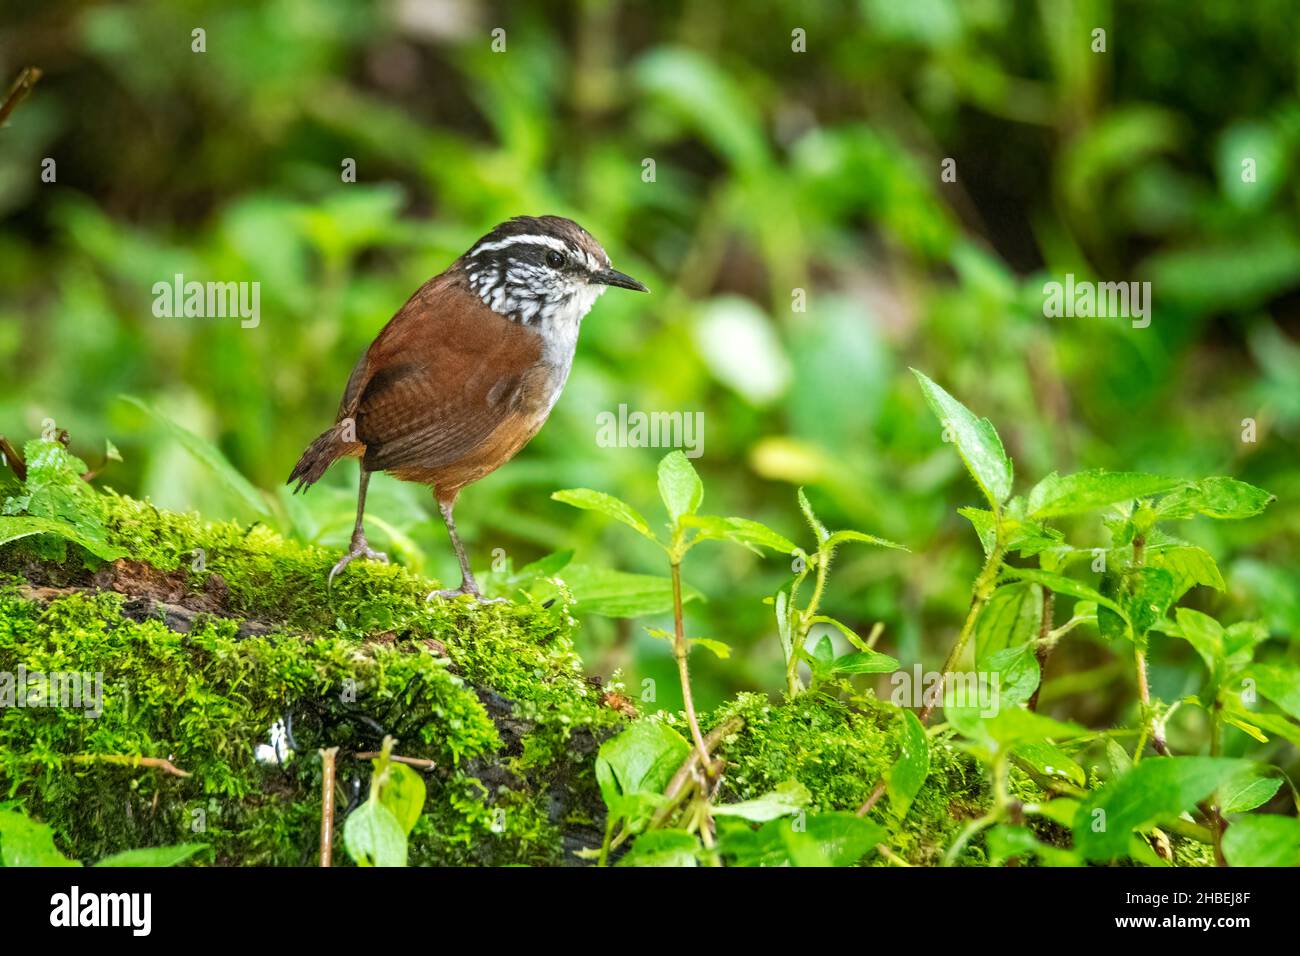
left=594, top=268, right=649, bottom=292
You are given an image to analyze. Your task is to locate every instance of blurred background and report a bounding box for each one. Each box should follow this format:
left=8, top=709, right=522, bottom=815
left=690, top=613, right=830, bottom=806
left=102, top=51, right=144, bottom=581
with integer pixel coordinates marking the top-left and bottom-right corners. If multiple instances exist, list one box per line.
left=1, top=1, right=1297, bottom=745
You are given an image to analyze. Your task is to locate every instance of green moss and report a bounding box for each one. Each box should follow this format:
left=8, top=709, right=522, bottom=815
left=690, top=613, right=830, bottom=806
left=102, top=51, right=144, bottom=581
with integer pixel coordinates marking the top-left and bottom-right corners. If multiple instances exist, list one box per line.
left=707, top=691, right=994, bottom=865
left=0, top=490, right=625, bottom=865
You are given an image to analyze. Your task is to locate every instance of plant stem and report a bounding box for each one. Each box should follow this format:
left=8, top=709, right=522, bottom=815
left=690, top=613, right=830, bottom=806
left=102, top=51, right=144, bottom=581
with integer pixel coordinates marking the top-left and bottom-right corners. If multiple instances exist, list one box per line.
left=920, top=542, right=1006, bottom=724
left=72, top=753, right=191, bottom=778
left=1134, top=648, right=1170, bottom=757
left=1027, top=589, right=1055, bottom=712
left=319, top=747, right=339, bottom=867
left=670, top=559, right=712, bottom=771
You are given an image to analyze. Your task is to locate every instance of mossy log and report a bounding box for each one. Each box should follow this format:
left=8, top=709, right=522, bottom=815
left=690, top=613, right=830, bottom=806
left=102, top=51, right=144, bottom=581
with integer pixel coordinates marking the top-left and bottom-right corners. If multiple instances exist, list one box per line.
left=0, top=489, right=1143, bottom=866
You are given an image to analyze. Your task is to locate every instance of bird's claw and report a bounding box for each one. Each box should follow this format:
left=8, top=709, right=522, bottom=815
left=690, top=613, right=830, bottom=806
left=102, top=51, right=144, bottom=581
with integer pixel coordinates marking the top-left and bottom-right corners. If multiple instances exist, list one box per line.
left=426, top=585, right=507, bottom=605
left=328, top=539, right=389, bottom=585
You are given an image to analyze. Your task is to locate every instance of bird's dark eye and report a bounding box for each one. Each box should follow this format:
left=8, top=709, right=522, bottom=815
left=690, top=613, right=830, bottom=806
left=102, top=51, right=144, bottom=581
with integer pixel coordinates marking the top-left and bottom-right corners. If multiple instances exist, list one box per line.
left=546, top=250, right=566, bottom=268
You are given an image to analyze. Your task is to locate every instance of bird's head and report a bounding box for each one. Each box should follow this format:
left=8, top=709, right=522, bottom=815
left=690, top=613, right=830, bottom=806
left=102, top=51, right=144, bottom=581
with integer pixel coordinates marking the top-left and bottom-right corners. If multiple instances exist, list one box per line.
left=462, top=215, right=648, bottom=328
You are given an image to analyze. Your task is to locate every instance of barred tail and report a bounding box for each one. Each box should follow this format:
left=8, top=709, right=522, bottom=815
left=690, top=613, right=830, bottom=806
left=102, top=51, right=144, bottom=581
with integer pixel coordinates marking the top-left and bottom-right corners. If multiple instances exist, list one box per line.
left=287, top=423, right=361, bottom=493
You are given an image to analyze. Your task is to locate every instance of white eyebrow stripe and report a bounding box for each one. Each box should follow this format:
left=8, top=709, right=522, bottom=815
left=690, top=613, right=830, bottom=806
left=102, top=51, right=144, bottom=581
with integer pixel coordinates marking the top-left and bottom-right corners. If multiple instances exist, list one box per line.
left=470, top=234, right=571, bottom=256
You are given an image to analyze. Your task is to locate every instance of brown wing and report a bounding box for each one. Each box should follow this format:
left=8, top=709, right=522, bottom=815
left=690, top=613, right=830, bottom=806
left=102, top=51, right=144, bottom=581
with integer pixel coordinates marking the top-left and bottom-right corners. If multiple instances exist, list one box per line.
left=340, top=274, right=545, bottom=475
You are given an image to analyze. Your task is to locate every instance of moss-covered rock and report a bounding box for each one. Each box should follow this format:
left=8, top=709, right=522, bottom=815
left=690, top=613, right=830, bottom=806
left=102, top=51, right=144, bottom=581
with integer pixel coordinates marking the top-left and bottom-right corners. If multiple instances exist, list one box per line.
left=0, top=456, right=1071, bottom=867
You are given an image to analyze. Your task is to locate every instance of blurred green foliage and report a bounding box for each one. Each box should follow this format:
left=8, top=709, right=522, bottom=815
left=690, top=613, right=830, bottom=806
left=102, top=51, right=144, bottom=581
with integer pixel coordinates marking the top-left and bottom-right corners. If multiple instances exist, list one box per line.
left=1, top=0, right=1297, bottom=776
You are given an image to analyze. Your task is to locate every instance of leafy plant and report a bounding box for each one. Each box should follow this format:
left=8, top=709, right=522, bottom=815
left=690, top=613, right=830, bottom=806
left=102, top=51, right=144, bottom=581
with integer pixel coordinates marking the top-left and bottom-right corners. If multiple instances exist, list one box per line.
left=342, top=736, right=427, bottom=868
left=0, top=807, right=203, bottom=867
left=912, top=369, right=1291, bottom=865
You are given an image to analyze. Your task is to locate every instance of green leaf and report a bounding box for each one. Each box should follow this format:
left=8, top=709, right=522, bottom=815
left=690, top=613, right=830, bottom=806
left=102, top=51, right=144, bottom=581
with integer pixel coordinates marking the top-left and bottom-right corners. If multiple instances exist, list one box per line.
left=377, top=762, right=426, bottom=836
left=657, top=451, right=704, bottom=524
left=119, top=395, right=270, bottom=517
left=1147, top=545, right=1224, bottom=599
left=959, top=506, right=997, bottom=555
left=557, top=564, right=702, bottom=618
left=1074, top=757, right=1257, bottom=860
left=984, top=644, right=1041, bottom=708
left=986, top=824, right=1079, bottom=867
left=1155, top=477, right=1274, bottom=520
left=782, top=812, right=885, bottom=867
left=595, top=721, right=691, bottom=828
left=974, top=582, right=1042, bottom=667
left=713, top=780, right=811, bottom=822
left=1027, top=470, right=1185, bottom=519
left=551, top=489, right=658, bottom=543
left=911, top=369, right=1013, bottom=508
left=94, top=844, right=205, bottom=867
left=617, top=828, right=700, bottom=867
left=1013, top=741, right=1086, bottom=788
left=1218, top=772, right=1283, bottom=814
left=831, top=649, right=900, bottom=674
left=823, top=529, right=908, bottom=552
left=682, top=514, right=797, bottom=554
left=886, top=710, right=929, bottom=820
left=1171, top=608, right=1223, bottom=675
left=1001, top=567, right=1127, bottom=619
left=342, top=799, right=407, bottom=867
left=0, top=810, right=80, bottom=867
left=1247, top=663, right=1300, bottom=722
left=1222, top=814, right=1300, bottom=867
left=1104, top=567, right=1175, bottom=643
left=0, top=514, right=126, bottom=562
left=689, top=637, right=732, bottom=659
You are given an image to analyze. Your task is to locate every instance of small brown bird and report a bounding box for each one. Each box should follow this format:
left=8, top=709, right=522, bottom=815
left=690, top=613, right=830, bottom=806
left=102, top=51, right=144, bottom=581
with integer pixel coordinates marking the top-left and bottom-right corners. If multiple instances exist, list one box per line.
left=288, top=215, right=648, bottom=599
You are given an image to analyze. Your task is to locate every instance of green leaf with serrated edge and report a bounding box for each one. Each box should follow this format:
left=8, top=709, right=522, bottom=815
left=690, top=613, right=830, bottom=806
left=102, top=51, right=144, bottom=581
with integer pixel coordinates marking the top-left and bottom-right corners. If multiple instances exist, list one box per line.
left=551, top=489, right=658, bottom=543
left=985, top=644, right=1041, bottom=708
left=681, top=514, right=796, bottom=554
left=617, top=828, right=700, bottom=867
left=120, top=395, right=270, bottom=517
left=1026, top=470, right=1185, bottom=518
left=1074, top=757, right=1257, bottom=860
left=1222, top=814, right=1300, bottom=867
left=911, top=369, right=1013, bottom=508
left=832, top=649, right=900, bottom=674
left=1013, top=741, right=1086, bottom=788
left=343, top=800, right=407, bottom=867
left=1001, top=567, right=1127, bottom=619
left=94, top=844, right=205, bottom=867
left=657, top=451, right=703, bottom=524
left=1155, top=477, right=1275, bottom=520
left=959, top=507, right=996, bottom=555
left=797, top=487, right=829, bottom=542
left=377, top=761, right=426, bottom=836
left=1104, top=567, right=1175, bottom=643
left=713, top=780, right=811, bottom=822
left=886, top=710, right=929, bottom=820
left=1147, top=545, right=1224, bottom=599
left=823, top=529, right=907, bottom=552
left=0, top=810, right=80, bottom=867
left=975, top=582, right=1042, bottom=668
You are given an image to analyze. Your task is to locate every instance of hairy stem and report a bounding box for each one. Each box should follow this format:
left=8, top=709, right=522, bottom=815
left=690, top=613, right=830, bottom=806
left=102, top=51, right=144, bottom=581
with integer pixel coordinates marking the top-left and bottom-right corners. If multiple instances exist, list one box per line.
left=671, top=560, right=712, bottom=770
left=318, top=747, right=339, bottom=867
left=920, top=541, right=1006, bottom=724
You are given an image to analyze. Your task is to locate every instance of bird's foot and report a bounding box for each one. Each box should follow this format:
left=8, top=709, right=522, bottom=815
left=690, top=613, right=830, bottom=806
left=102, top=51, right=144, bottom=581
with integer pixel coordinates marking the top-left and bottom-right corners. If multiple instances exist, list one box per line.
left=328, top=536, right=389, bottom=585
left=426, top=583, right=508, bottom=605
